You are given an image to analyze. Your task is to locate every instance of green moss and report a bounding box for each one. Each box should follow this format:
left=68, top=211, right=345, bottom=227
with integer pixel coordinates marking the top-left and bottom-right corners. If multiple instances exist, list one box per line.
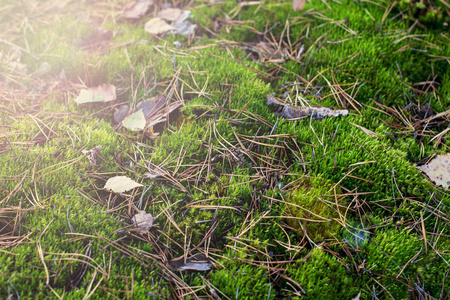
left=287, top=247, right=361, bottom=299
left=285, top=177, right=345, bottom=241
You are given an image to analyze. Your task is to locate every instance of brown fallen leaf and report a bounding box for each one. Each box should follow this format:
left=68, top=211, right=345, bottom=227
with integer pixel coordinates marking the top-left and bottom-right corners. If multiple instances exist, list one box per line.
left=75, top=84, right=117, bottom=105
left=144, top=18, right=175, bottom=35
left=122, top=0, right=153, bottom=20
left=266, top=95, right=348, bottom=120
left=94, top=84, right=117, bottom=102
left=417, top=153, right=450, bottom=189
left=170, top=253, right=212, bottom=272
left=81, top=145, right=102, bottom=166
left=157, top=8, right=191, bottom=22
left=292, top=0, right=306, bottom=11
left=132, top=210, right=154, bottom=233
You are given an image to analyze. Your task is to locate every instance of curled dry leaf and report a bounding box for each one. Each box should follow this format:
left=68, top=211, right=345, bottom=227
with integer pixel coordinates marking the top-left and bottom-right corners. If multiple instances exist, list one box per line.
left=417, top=153, right=450, bottom=189
left=104, top=176, right=143, bottom=193
left=81, top=145, right=101, bottom=166
left=170, top=253, right=212, bottom=272
left=132, top=210, right=154, bottom=233
left=122, top=0, right=154, bottom=19
left=144, top=18, right=174, bottom=35
left=266, top=95, right=348, bottom=120
left=292, top=0, right=306, bottom=11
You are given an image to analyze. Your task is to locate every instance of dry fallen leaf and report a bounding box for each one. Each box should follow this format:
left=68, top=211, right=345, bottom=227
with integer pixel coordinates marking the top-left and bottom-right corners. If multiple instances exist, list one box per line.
left=122, top=109, right=146, bottom=131
left=122, top=0, right=154, bottom=19
left=75, top=90, right=104, bottom=105
left=417, top=153, right=450, bottom=189
left=158, top=8, right=185, bottom=22
left=81, top=145, right=101, bottom=166
left=95, top=84, right=117, bottom=102
left=144, top=18, right=175, bottom=35
left=137, top=94, right=166, bottom=117
left=104, top=176, right=143, bottom=193
left=266, top=95, right=348, bottom=120
left=132, top=210, right=154, bottom=233
left=292, top=0, right=306, bottom=11
left=173, top=20, right=197, bottom=35
left=75, top=84, right=117, bottom=105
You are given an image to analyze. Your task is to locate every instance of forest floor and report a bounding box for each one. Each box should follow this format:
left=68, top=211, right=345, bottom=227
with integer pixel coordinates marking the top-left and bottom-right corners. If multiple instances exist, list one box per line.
left=1, top=0, right=450, bottom=299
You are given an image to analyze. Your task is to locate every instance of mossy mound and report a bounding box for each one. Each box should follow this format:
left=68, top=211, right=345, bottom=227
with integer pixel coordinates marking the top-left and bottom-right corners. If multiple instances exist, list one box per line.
left=285, top=177, right=346, bottom=241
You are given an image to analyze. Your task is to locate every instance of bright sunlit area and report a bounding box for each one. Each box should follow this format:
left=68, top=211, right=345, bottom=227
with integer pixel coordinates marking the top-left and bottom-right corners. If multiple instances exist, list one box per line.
left=1, top=0, right=450, bottom=299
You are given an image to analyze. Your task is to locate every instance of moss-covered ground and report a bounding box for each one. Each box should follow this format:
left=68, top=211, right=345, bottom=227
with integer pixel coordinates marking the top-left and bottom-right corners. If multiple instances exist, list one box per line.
left=1, top=0, right=450, bottom=299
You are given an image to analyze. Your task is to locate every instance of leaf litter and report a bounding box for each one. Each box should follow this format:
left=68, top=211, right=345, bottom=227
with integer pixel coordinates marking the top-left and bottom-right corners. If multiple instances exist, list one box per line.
left=104, top=176, right=142, bottom=193
left=144, top=8, right=196, bottom=36
left=132, top=210, right=154, bottom=233
left=122, top=0, right=154, bottom=20
left=75, top=84, right=117, bottom=104
left=81, top=145, right=101, bottom=166
left=266, top=95, right=349, bottom=120
left=417, top=153, right=450, bottom=189
left=170, top=253, right=212, bottom=272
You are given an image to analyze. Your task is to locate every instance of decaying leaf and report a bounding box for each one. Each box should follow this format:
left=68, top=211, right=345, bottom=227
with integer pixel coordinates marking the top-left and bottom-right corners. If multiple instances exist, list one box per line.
left=173, top=20, right=197, bottom=35
left=81, top=145, right=101, bottom=166
left=113, top=105, right=130, bottom=124
left=292, top=0, right=306, bottom=11
left=157, top=8, right=191, bottom=22
left=75, top=90, right=104, bottom=104
left=145, top=10, right=195, bottom=36
left=144, top=18, right=175, bottom=35
left=122, top=0, right=153, bottom=20
left=132, top=210, right=154, bottom=232
left=417, top=153, right=450, bottom=189
left=122, top=109, right=146, bottom=131
left=249, top=41, right=289, bottom=62
left=75, top=84, right=117, bottom=105
left=95, top=84, right=117, bottom=102
left=266, top=95, right=348, bottom=120
left=170, top=254, right=212, bottom=272
left=104, top=176, right=143, bottom=193
left=137, top=94, right=166, bottom=117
